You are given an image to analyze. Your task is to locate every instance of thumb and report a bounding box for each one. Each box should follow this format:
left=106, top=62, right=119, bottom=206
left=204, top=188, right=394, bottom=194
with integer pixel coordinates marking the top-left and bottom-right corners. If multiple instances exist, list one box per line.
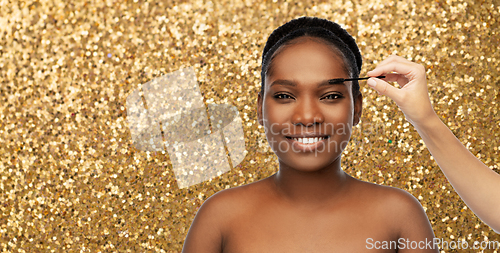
left=367, top=77, right=399, bottom=100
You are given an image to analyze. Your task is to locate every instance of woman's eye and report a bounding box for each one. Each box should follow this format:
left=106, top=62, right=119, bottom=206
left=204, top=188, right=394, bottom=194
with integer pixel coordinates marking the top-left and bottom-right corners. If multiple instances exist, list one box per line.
left=274, top=94, right=293, bottom=99
left=322, top=93, right=342, bottom=100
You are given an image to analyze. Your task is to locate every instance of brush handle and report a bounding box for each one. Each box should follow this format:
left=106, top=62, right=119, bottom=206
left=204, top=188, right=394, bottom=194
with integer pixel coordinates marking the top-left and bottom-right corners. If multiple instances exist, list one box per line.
left=329, top=75, right=385, bottom=84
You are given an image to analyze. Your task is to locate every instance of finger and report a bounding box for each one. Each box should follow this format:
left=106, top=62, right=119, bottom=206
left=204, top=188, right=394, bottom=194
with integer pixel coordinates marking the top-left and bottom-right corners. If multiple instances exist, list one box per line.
left=381, top=73, right=410, bottom=87
left=367, top=77, right=401, bottom=101
left=376, top=55, right=411, bottom=67
left=368, top=58, right=416, bottom=76
left=371, top=55, right=416, bottom=71
left=367, top=55, right=424, bottom=76
left=368, top=61, right=425, bottom=81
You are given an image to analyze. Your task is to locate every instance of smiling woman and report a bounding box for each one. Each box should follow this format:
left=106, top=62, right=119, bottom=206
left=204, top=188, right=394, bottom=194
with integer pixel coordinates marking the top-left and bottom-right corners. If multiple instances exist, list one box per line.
left=261, top=37, right=359, bottom=172
left=182, top=17, right=439, bottom=252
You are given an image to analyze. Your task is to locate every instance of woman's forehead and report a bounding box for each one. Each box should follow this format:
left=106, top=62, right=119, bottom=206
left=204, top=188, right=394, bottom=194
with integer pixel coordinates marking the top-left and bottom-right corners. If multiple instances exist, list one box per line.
left=266, top=39, right=349, bottom=84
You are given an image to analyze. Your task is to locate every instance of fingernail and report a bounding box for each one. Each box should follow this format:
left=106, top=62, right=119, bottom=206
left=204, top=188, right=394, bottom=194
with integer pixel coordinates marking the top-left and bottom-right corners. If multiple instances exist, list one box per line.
left=367, top=78, right=377, bottom=88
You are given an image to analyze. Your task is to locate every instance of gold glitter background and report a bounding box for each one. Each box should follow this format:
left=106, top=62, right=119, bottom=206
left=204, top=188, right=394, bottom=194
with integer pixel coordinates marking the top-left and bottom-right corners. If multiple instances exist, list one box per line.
left=1, top=0, right=499, bottom=252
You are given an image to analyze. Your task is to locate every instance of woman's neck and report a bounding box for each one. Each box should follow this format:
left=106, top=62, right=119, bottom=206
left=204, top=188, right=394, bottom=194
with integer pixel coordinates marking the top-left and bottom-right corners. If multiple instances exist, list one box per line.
left=271, top=157, right=351, bottom=209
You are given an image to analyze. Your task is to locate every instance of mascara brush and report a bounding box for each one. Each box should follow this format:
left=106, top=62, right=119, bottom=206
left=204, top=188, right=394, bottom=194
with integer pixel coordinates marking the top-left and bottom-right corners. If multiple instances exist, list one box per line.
left=328, top=75, right=386, bottom=84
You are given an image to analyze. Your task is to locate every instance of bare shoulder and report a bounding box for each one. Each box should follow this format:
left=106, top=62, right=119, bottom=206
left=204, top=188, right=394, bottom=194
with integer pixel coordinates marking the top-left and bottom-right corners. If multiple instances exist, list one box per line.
left=201, top=176, right=271, bottom=218
left=352, top=178, right=425, bottom=213
left=182, top=177, right=272, bottom=252
left=351, top=178, right=437, bottom=251
left=351, top=178, right=431, bottom=228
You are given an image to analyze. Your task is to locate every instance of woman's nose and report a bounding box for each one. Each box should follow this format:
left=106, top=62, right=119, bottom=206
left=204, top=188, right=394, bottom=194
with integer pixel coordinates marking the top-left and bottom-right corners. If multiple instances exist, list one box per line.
left=291, top=98, right=324, bottom=127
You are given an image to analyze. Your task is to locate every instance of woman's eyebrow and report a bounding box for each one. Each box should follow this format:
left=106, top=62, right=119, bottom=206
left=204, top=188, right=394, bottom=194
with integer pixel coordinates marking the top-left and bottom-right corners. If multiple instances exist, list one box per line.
left=269, top=79, right=347, bottom=88
left=269, top=79, right=296, bottom=87
left=318, top=80, right=347, bottom=88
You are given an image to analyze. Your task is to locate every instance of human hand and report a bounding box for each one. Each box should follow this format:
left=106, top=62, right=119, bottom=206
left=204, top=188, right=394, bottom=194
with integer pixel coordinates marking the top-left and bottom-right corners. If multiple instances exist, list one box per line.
left=366, top=55, right=437, bottom=127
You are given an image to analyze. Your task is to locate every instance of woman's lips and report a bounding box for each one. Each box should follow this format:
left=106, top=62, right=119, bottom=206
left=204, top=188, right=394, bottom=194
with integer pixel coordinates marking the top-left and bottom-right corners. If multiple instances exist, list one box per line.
left=285, top=136, right=330, bottom=152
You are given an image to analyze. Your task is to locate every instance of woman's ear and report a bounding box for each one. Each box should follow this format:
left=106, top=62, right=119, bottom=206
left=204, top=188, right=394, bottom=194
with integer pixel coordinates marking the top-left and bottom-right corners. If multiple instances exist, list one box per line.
left=257, top=92, right=264, bottom=126
left=353, top=93, right=363, bottom=126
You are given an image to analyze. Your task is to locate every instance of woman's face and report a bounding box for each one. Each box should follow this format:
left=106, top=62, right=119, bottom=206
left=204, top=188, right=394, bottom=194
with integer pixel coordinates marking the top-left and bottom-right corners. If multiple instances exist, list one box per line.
left=257, top=37, right=362, bottom=172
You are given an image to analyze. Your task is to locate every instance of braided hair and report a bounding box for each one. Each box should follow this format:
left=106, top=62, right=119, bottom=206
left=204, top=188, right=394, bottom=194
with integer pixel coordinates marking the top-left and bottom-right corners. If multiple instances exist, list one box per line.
left=260, top=17, right=362, bottom=100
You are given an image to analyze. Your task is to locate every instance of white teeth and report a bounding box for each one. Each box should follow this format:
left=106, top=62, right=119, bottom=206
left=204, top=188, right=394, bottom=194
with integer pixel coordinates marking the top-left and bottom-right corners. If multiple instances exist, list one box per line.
left=291, top=137, right=326, bottom=144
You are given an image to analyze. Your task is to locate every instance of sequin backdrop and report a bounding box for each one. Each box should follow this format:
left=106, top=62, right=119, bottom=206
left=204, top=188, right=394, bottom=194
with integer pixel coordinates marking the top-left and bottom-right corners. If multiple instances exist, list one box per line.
left=1, top=0, right=499, bottom=252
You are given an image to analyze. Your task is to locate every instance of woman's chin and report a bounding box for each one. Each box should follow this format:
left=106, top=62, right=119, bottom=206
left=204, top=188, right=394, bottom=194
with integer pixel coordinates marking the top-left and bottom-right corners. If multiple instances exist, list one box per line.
left=277, top=154, right=342, bottom=173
